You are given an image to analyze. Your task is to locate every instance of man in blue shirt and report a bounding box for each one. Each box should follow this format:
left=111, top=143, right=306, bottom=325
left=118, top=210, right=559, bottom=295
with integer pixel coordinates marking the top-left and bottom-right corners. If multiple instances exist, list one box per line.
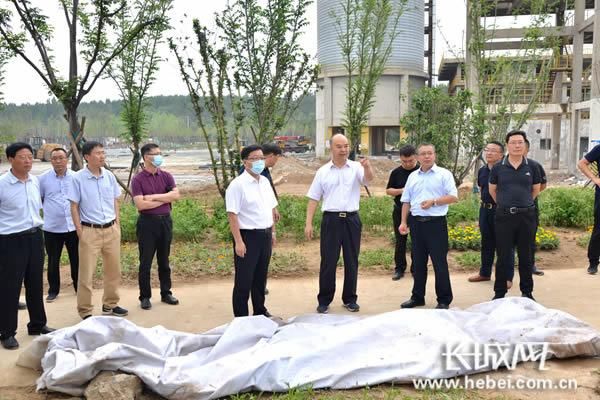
left=39, top=148, right=79, bottom=302
left=0, top=143, right=55, bottom=350
left=578, top=143, right=600, bottom=274
left=68, top=141, right=127, bottom=319
left=399, top=144, right=458, bottom=309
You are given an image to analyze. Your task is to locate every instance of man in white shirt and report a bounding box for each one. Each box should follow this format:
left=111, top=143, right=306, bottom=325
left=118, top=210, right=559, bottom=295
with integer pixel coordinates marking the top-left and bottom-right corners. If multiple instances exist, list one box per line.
left=399, top=143, right=458, bottom=310
left=0, top=143, right=55, bottom=350
left=305, top=134, right=373, bottom=314
left=226, top=144, right=278, bottom=317
left=39, top=148, right=79, bottom=302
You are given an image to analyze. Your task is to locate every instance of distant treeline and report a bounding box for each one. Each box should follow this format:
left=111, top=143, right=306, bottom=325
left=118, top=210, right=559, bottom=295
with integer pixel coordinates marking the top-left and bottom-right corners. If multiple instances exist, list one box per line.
left=0, top=95, right=316, bottom=146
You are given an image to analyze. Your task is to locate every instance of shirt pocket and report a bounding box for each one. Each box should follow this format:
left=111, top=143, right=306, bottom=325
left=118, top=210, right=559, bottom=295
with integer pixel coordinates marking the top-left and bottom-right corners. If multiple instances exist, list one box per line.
left=101, top=184, right=115, bottom=200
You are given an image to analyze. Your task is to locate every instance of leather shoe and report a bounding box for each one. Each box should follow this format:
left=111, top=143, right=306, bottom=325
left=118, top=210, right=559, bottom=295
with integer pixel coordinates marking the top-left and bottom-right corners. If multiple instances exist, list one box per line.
left=588, top=265, right=598, bottom=274
left=392, top=271, right=405, bottom=281
left=161, top=294, right=179, bottom=305
left=28, top=326, right=56, bottom=336
left=492, top=294, right=505, bottom=300
left=532, top=266, right=544, bottom=276
left=400, top=298, right=425, bottom=308
left=316, top=304, right=329, bottom=314
left=1, top=336, right=19, bottom=350
left=522, top=293, right=536, bottom=301
left=468, top=275, right=490, bottom=282
left=46, top=293, right=58, bottom=303
left=140, top=298, right=152, bottom=310
left=435, top=303, right=449, bottom=310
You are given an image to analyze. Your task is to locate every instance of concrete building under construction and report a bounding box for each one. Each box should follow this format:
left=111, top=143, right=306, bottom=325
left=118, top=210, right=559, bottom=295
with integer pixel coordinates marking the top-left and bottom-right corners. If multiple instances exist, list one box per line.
left=315, top=0, right=435, bottom=157
left=438, top=0, right=600, bottom=172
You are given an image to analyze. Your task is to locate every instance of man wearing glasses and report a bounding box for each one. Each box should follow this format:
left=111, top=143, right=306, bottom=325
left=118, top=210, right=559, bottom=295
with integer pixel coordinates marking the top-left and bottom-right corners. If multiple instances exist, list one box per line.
left=489, top=130, right=541, bottom=301
left=0, top=143, right=54, bottom=350
left=468, top=141, right=514, bottom=287
left=39, top=148, right=79, bottom=302
left=131, top=143, right=180, bottom=310
left=226, top=144, right=278, bottom=317
left=386, top=145, right=418, bottom=280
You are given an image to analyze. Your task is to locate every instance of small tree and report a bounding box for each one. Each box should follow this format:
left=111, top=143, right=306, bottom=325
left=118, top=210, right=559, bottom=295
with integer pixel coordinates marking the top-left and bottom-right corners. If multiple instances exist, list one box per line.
left=0, top=1, right=166, bottom=170
left=400, top=86, right=485, bottom=185
left=169, top=21, right=244, bottom=198
left=108, top=0, right=173, bottom=190
left=217, top=0, right=318, bottom=144
left=333, top=0, right=405, bottom=158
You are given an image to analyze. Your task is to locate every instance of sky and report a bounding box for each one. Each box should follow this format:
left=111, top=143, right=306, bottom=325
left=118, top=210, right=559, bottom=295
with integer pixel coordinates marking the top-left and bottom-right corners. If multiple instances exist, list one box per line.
left=1, top=0, right=467, bottom=105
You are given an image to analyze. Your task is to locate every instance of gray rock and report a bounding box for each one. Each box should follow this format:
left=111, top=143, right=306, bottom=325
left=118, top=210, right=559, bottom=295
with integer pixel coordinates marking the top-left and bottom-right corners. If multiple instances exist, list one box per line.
left=84, top=371, right=143, bottom=400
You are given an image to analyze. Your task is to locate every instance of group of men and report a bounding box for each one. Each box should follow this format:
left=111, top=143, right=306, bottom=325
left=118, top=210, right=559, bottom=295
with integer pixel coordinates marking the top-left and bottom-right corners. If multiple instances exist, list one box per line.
left=3, top=128, right=600, bottom=349
left=0, top=141, right=181, bottom=350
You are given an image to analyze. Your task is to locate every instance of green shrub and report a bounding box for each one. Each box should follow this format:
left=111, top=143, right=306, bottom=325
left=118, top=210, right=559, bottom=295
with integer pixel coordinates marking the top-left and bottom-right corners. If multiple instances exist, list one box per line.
left=447, top=195, right=479, bottom=226
left=119, top=202, right=138, bottom=242
left=448, top=224, right=560, bottom=251
left=359, top=196, right=394, bottom=233
left=277, top=195, right=322, bottom=241
left=171, top=199, right=211, bottom=241
left=209, top=199, right=232, bottom=242
left=538, top=187, right=594, bottom=228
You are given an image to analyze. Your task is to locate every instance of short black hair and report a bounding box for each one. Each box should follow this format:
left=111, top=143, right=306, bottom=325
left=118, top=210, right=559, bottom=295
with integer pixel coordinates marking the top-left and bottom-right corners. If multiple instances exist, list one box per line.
left=262, top=143, right=282, bottom=156
left=241, top=144, right=263, bottom=160
left=6, top=142, right=33, bottom=159
left=51, top=147, right=68, bottom=156
left=140, top=143, right=160, bottom=158
left=398, top=144, right=416, bottom=157
left=505, top=130, right=527, bottom=143
left=81, top=141, right=103, bottom=157
left=487, top=140, right=505, bottom=153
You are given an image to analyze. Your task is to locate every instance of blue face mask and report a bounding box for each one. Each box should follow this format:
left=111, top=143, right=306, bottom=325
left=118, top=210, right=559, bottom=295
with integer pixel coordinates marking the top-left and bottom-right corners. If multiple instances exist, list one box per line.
left=251, top=159, right=265, bottom=175
left=151, top=155, right=163, bottom=167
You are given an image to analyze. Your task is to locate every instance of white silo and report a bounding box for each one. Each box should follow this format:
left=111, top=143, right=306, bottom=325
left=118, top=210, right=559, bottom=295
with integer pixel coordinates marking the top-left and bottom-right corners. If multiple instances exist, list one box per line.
left=315, top=0, right=429, bottom=156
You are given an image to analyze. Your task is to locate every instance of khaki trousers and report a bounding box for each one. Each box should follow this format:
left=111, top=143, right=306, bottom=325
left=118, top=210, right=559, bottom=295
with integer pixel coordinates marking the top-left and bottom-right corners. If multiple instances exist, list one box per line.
left=77, top=224, right=121, bottom=318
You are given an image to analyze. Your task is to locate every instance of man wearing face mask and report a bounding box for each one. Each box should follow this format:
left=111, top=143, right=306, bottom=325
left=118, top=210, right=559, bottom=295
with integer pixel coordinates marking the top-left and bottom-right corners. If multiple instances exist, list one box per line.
left=226, top=144, right=278, bottom=317
left=131, top=143, right=181, bottom=310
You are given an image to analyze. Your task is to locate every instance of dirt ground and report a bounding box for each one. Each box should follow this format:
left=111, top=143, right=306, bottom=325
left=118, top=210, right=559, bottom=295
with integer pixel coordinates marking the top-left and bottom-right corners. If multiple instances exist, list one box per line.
left=1, top=155, right=598, bottom=399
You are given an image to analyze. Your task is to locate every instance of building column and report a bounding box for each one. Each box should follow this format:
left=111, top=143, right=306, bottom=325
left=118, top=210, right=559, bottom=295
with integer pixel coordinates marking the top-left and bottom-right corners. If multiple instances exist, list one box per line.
left=569, top=0, right=585, bottom=173
left=590, top=0, right=600, bottom=146
left=465, top=0, right=480, bottom=102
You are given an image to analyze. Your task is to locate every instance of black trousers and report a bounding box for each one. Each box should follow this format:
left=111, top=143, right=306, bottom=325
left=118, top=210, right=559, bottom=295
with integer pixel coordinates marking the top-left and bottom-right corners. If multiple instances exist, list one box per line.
left=318, top=212, right=361, bottom=306
left=588, top=195, right=600, bottom=267
left=409, top=216, right=453, bottom=305
left=233, top=229, right=272, bottom=317
left=392, top=206, right=413, bottom=273
left=479, top=207, right=516, bottom=280
left=0, top=228, right=47, bottom=339
left=137, top=214, right=173, bottom=300
left=530, top=208, right=540, bottom=269
left=44, top=230, right=79, bottom=296
left=494, top=209, right=536, bottom=296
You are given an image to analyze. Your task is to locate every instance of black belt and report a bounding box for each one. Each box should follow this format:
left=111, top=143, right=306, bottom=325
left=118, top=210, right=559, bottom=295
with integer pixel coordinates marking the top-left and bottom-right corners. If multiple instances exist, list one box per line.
left=139, top=213, right=171, bottom=219
left=480, top=202, right=496, bottom=209
left=0, top=227, right=40, bottom=238
left=500, top=206, right=535, bottom=215
left=323, top=211, right=358, bottom=218
left=81, top=220, right=115, bottom=229
left=240, top=227, right=272, bottom=234
left=413, top=215, right=445, bottom=222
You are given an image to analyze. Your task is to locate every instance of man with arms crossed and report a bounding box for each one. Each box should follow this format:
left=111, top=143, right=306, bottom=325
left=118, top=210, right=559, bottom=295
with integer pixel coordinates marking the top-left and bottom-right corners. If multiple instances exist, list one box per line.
left=69, top=141, right=127, bottom=319
left=131, top=143, right=180, bottom=310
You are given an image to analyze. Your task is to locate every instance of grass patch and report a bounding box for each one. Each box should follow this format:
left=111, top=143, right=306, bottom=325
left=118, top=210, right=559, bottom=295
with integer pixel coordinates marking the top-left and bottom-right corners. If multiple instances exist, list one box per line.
left=538, top=187, right=594, bottom=228
left=453, top=251, right=481, bottom=271
left=358, top=248, right=395, bottom=270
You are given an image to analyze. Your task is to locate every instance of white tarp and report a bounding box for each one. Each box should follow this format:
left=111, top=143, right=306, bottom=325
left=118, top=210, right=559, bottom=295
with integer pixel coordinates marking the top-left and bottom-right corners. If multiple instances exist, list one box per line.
left=17, top=297, right=600, bottom=399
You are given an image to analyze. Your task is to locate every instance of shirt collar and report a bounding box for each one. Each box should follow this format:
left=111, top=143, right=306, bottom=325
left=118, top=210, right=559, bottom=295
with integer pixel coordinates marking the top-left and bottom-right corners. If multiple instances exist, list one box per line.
left=53, top=168, right=71, bottom=178
left=418, top=164, right=438, bottom=174
left=142, top=168, right=162, bottom=177
left=83, top=166, right=105, bottom=179
left=7, top=170, right=32, bottom=184
left=327, top=159, right=350, bottom=169
left=501, top=156, right=528, bottom=166
left=241, top=169, right=261, bottom=183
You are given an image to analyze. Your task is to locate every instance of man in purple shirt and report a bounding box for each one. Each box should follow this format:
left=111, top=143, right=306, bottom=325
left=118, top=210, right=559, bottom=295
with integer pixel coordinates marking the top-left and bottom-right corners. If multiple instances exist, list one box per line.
left=131, top=143, right=181, bottom=310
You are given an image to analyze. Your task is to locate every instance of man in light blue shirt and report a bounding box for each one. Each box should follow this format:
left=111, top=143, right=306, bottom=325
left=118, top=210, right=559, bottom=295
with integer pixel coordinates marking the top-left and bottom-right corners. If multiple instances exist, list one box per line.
left=0, top=142, right=55, bottom=350
left=68, top=141, right=126, bottom=319
left=399, top=143, right=458, bottom=310
left=39, top=148, right=79, bottom=302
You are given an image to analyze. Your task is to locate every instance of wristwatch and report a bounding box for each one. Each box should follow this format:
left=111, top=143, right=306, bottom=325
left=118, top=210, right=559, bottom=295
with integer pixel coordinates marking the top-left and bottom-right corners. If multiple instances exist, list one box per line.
left=433, top=199, right=437, bottom=206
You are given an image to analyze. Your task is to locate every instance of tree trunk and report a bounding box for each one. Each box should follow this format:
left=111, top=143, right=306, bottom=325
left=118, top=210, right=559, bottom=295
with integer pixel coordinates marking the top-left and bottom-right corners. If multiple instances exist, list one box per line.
left=66, top=107, right=84, bottom=171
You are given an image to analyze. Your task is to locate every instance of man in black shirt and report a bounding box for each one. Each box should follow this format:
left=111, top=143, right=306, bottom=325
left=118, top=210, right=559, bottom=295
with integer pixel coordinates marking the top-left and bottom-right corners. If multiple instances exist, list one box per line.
left=489, top=130, right=541, bottom=301
left=525, top=139, right=547, bottom=276
left=386, top=145, right=418, bottom=280
left=578, top=143, right=600, bottom=274
left=468, top=141, right=514, bottom=285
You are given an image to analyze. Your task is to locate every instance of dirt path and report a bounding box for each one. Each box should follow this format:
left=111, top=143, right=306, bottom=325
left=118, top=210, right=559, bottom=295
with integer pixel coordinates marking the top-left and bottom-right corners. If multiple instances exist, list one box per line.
left=3, top=269, right=600, bottom=399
